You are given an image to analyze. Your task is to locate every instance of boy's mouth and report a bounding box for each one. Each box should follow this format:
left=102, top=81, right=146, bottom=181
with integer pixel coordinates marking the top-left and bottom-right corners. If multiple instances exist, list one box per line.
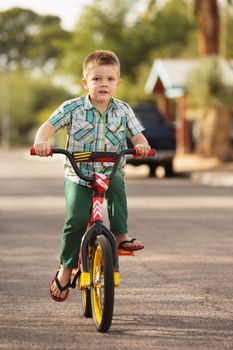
left=99, top=90, right=108, bottom=94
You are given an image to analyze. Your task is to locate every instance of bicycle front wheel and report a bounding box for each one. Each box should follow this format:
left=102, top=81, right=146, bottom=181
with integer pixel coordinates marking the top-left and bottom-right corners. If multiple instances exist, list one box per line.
left=91, top=235, right=114, bottom=332
left=81, top=288, right=92, bottom=318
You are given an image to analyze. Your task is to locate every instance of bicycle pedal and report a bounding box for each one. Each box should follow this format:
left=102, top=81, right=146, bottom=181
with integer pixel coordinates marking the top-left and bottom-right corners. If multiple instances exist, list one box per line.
left=117, top=249, right=135, bottom=256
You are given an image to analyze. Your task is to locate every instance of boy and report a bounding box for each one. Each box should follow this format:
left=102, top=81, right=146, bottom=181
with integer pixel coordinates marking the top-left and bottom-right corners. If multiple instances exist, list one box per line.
left=33, top=50, right=151, bottom=302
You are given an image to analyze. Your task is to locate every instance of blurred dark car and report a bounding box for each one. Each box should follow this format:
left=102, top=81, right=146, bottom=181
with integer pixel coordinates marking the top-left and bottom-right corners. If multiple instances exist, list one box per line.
left=127, top=103, right=176, bottom=177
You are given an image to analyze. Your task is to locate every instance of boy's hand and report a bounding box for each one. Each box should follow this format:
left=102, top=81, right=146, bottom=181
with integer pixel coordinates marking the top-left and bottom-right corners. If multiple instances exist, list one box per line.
left=33, top=141, right=52, bottom=157
left=134, top=144, right=151, bottom=157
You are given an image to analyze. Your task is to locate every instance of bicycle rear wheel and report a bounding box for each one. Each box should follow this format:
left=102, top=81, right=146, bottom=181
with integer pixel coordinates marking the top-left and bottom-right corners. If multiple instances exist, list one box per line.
left=91, top=235, right=114, bottom=332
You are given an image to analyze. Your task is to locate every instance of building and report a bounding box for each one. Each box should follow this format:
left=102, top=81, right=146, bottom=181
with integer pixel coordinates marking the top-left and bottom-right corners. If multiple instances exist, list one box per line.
left=145, top=58, right=233, bottom=154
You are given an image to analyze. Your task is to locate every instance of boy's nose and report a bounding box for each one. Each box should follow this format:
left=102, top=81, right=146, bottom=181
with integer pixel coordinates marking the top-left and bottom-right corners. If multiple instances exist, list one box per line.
left=100, top=80, right=107, bottom=86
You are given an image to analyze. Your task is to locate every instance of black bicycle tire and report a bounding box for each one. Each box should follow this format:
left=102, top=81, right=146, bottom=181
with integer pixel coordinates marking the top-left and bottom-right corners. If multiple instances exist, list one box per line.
left=81, top=288, right=92, bottom=318
left=91, top=235, right=114, bottom=332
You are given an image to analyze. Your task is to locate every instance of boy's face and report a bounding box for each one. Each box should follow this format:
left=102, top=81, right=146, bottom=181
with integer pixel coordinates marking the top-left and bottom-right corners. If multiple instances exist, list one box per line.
left=82, top=64, right=121, bottom=108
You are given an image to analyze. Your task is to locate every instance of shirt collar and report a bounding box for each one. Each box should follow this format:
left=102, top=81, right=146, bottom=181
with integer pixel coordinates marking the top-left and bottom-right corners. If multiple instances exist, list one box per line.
left=84, top=95, right=93, bottom=110
left=84, top=95, right=118, bottom=111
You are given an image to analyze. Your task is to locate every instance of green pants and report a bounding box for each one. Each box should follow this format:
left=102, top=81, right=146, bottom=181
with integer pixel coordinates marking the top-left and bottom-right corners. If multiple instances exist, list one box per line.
left=60, top=172, right=128, bottom=268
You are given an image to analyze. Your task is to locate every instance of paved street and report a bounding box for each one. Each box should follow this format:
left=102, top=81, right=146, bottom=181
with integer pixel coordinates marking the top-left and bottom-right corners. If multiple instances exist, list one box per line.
left=0, top=149, right=233, bottom=350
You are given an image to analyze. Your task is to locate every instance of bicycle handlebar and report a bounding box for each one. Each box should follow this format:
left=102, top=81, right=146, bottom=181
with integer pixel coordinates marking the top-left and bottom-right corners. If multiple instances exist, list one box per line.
left=30, top=147, right=156, bottom=182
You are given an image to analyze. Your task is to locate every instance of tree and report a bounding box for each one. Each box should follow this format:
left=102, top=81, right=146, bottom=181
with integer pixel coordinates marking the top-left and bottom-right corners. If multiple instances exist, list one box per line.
left=0, top=8, right=72, bottom=147
left=148, top=0, right=197, bottom=58
left=225, top=9, right=233, bottom=57
left=194, top=0, right=233, bottom=55
left=62, top=0, right=196, bottom=84
left=194, top=0, right=220, bottom=55
left=189, top=1, right=233, bottom=159
left=0, top=8, right=71, bottom=71
left=0, top=70, right=72, bottom=145
left=61, top=0, right=138, bottom=79
left=187, top=57, right=233, bottom=160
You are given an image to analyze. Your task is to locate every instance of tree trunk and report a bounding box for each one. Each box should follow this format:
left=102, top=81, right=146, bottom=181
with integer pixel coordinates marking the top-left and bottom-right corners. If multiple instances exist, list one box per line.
left=196, top=107, right=231, bottom=160
left=198, top=0, right=220, bottom=56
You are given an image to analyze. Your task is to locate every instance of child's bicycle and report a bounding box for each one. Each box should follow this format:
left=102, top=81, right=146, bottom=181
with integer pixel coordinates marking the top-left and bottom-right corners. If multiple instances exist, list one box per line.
left=30, top=146, right=155, bottom=332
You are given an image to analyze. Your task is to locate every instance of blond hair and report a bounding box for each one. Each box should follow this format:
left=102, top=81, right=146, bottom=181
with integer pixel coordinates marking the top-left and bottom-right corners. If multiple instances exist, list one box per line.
left=83, top=50, right=120, bottom=77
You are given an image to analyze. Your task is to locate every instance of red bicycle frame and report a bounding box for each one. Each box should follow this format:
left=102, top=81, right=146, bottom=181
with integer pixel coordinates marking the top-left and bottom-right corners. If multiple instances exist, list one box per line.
left=30, top=147, right=156, bottom=274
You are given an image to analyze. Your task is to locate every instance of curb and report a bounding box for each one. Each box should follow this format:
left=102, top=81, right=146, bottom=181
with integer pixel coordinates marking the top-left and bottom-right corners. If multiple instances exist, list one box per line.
left=191, top=171, right=233, bottom=187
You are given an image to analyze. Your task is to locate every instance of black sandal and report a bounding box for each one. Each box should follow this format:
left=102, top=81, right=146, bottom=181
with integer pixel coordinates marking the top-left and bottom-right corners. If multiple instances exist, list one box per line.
left=49, top=269, right=80, bottom=302
left=118, top=238, right=144, bottom=251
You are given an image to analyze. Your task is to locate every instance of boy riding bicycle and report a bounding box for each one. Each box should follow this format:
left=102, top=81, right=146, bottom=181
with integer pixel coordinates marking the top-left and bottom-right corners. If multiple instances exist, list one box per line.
left=33, top=50, right=151, bottom=302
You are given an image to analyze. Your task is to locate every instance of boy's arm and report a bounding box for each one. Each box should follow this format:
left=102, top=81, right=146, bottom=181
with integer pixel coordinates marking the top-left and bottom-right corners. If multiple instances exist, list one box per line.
left=33, top=120, right=56, bottom=156
left=130, top=132, right=151, bottom=157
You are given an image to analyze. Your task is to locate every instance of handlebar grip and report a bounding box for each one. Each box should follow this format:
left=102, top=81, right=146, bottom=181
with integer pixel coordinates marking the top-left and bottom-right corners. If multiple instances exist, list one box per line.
left=30, top=147, right=36, bottom=156
left=30, top=147, right=53, bottom=156
left=148, top=149, right=156, bottom=157
left=134, top=147, right=157, bottom=158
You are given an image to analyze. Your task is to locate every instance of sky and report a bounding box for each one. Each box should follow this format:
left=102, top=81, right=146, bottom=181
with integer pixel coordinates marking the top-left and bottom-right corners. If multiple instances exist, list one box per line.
left=0, top=0, right=93, bottom=30
left=0, top=1, right=165, bottom=31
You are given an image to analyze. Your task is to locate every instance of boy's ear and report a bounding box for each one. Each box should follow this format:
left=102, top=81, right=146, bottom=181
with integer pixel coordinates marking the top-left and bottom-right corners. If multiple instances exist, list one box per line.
left=117, top=79, right=122, bottom=87
left=82, top=78, right=88, bottom=90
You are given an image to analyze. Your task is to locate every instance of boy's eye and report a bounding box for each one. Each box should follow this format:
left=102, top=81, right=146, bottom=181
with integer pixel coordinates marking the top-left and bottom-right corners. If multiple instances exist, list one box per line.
left=91, top=77, right=116, bottom=82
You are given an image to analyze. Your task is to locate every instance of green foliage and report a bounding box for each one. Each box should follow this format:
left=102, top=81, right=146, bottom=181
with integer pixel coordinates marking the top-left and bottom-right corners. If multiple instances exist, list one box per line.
left=0, top=71, right=73, bottom=145
left=116, top=63, right=154, bottom=105
left=3, top=1, right=231, bottom=147
left=61, top=0, right=135, bottom=78
left=31, top=77, right=72, bottom=117
left=0, top=8, right=40, bottom=66
left=186, top=56, right=233, bottom=109
left=186, top=56, right=233, bottom=160
left=59, top=0, right=196, bottom=110
left=225, top=13, right=233, bottom=57
left=0, top=70, right=34, bottom=145
left=28, top=16, right=71, bottom=70
left=0, top=7, right=71, bottom=70
left=61, top=0, right=196, bottom=82
left=148, top=0, right=197, bottom=58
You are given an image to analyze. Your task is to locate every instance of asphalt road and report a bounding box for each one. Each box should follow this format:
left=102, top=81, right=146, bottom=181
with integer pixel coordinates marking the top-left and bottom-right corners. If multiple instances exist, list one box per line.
left=0, top=150, right=233, bottom=350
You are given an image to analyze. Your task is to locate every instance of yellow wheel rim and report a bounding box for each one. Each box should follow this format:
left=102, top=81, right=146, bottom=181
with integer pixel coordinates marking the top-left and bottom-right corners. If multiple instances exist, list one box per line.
left=92, top=244, right=104, bottom=325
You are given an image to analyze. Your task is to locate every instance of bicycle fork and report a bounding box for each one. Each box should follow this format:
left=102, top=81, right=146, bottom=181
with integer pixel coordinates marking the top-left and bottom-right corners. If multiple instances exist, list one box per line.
left=78, top=174, right=120, bottom=290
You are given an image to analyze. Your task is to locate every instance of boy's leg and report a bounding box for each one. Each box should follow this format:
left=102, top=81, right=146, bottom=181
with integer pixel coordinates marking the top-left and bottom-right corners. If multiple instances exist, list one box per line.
left=105, top=172, right=143, bottom=249
left=51, top=179, right=92, bottom=300
left=105, top=172, right=128, bottom=235
left=60, top=178, right=92, bottom=268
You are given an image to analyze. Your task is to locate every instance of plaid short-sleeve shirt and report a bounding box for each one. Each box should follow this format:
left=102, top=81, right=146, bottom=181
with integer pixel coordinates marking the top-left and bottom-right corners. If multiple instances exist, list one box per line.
left=49, top=95, right=144, bottom=185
